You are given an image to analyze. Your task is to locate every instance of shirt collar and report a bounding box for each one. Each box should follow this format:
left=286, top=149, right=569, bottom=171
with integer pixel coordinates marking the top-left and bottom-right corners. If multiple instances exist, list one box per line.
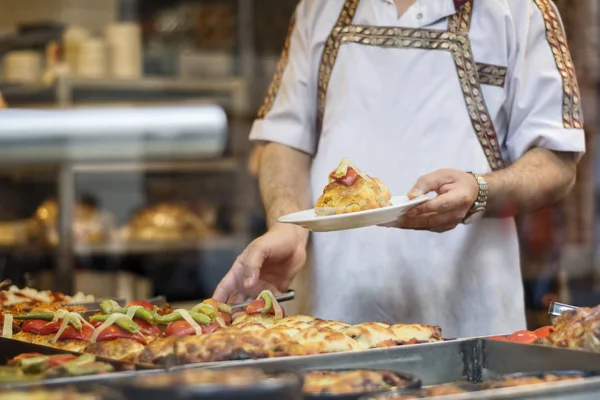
left=377, top=0, right=459, bottom=26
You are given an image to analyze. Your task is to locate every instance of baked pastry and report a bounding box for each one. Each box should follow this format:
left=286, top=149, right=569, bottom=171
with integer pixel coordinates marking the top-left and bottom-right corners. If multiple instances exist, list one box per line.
left=315, top=158, right=391, bottom=216
left=120, top=203, right=212, bottom=242
left=33, top=199, right=113, bottom=245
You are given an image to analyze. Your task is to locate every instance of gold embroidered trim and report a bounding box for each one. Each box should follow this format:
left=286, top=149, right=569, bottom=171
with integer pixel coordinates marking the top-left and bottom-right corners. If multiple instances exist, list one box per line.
left=533, top=0, right=583, bottom=129
left=256, top=13, right=297, bottom=119
left=448, top=0, right=473, bottom=33
left=316, top=0, right=360, bottom=132
left=476, top=63, right=507, bottom=88
left=316, top=0, right=505, bottom=170
left=331, top=26, right=504, bottom=170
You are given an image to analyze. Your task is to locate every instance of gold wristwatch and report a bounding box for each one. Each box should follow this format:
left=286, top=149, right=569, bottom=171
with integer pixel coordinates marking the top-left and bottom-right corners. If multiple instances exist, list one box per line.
left=462, top=172, right=488, bottom=225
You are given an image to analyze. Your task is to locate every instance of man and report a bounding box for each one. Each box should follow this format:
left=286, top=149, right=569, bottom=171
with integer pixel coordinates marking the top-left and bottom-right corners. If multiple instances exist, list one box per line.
left=214, top=0, right=585, bottom=338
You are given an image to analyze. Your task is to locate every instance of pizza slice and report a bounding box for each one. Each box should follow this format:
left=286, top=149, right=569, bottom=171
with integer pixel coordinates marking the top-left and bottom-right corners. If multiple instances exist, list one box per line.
left=12, top=310, right=95, bottom=352
left=390, top=323, right=443, bottom=343
left=293, top=326, right=366, bottom=354
left=342, top=322, right=399, bottom=348
left=172, top=328, right=305, bottom=365
left=232, top=290, right=285, bottom=328
left=315, top=158, right=392, bottom=216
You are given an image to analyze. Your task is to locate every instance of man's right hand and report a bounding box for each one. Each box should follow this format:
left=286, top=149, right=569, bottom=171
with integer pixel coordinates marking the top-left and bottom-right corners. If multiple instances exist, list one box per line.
left=213, top=223, right=308, bottom=305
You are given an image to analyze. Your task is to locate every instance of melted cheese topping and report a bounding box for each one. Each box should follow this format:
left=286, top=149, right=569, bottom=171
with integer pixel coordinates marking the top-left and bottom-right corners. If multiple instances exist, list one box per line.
left=390, top=324, right=442, bottom=342
left=293, top=327, right=366, bottom=354
left=342, top=322, right=398, bottom=348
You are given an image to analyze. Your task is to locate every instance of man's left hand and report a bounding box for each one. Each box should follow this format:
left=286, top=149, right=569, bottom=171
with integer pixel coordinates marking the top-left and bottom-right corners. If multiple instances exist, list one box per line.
left=382, top=169, right=479, bottom=233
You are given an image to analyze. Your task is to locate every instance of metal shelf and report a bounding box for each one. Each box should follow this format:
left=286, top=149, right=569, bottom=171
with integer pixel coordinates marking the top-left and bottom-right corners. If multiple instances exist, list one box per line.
left=74, top=235, right=248, bottom=256
left=1, top=75, right=249, bottom=114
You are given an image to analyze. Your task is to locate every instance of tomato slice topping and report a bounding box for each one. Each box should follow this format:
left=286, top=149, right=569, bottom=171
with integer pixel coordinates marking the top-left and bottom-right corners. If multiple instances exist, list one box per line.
left=90, top=320, right=147, bottom=345
left=21, top=320, right=49, bottom=335
left=46, top=355, right=78, bottom=367
left=165, top=320, right=221, bottom=337
left=245, top=299, right=270, bottom=315
left=127, top=301, right=154, bottom=310
left=533, top=326, right=554, bottom=339
left=507, top=330, right=539, bottom=344
left=332, top=167, right=358, bottom=186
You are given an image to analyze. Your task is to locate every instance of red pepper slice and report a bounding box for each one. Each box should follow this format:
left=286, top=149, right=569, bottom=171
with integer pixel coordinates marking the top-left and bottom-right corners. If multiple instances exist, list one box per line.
left=133, top=318, right=161, bottom=337
left=533, top=326, right=554, bottom=339
left=507, top=330, right=538, bottom=344
left=332, top=167, right=358, bottom=186
left=245, top=299, right=273, bottom=316
left=90, top=320, right=147, bottom=345
left=46, top=355, right=78, bottom=367
left=21, top=320, right=49, bottom=335
left=165, top=320, right=221, bottom=337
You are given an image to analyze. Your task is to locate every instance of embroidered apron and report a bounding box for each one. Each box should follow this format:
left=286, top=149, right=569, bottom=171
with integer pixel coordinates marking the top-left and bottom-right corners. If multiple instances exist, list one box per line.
left=309, top=0, right=526, bottom=337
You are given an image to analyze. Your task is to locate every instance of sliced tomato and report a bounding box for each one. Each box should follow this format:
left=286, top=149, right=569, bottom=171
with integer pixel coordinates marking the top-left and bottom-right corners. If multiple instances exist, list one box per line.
left=246, top=299, right=272, bottom=315
left=46, top=355, right=78, bottom=367
left=165, top=320, right=195, bottom=337
left=21, top=320, right=49, bottom=335
left=487, top=335, right=509, bottom=342
left=533, top=326, right=554, bottom=339
left=333, top=167, right=358, bottom=186
left=507, top=330, right=538, bottom=344
left=127, top=300, right=154, bottom=310
left=165, top=320, right=221, bottom=337
left=90, top=320, right=147, bottom=345
left=133, top=318, right=161, bottom=337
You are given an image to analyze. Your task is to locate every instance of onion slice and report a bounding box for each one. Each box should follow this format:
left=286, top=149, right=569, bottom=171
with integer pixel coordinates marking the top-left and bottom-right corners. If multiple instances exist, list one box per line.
left=126, top=306, right=142, bottom=319
left=258, top=290, right=283, bottom=319
left=51, top=314, right=74, bottom=343
left=91, top=314, right=131, bottom=343
left=174, top=309, right=203, bottom=336
left=2, top=314, right=13, bottom=339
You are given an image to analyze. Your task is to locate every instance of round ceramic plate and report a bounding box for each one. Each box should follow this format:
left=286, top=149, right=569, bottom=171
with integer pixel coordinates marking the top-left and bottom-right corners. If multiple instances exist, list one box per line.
left=278, top=193, right=436, bottom=232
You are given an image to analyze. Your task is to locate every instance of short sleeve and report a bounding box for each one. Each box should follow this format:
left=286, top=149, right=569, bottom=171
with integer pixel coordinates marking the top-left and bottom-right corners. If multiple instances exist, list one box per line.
left=504, top=0, right=585, bottom=162
left=249, top=1, right=316, bottom=155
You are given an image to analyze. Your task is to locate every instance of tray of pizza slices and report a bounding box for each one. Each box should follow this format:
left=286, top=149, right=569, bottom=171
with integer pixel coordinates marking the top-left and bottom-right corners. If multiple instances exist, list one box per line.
left=2, top=289, right=600, bottom=399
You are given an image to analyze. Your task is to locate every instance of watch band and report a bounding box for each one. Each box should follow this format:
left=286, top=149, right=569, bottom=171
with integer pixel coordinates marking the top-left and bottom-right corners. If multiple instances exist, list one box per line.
left=462, top=172, right=488, bottom=223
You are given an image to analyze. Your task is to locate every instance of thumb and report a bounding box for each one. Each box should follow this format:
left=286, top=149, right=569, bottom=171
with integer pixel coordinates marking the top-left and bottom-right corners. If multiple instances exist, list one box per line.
left=408, top=170, right=452, bottom=199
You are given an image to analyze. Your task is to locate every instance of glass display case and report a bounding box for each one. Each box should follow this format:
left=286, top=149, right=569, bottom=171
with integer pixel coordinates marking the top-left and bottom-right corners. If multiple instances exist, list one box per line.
left=0, top=104, right=252, bottom=303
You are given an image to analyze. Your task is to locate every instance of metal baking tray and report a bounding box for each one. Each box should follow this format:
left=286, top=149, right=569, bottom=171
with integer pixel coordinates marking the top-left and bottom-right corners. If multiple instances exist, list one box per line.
left=0, top=337, right=158, bottom=371
left=172, top=338, right=600, bottom=399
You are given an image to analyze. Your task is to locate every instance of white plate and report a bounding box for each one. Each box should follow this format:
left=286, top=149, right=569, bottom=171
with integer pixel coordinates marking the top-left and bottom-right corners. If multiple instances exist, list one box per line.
left=278, top=192, right=436, bottom=232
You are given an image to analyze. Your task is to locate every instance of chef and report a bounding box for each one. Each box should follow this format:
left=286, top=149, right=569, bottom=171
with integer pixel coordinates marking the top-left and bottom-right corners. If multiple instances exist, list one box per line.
left=214, top=0, right=585, bottom=338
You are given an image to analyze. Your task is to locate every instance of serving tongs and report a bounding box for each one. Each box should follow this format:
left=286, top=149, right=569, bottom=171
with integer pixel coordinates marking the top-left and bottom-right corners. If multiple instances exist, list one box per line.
left=548, top=301, right=579, bottom=318
left=229, top=290, right=296, bottom=310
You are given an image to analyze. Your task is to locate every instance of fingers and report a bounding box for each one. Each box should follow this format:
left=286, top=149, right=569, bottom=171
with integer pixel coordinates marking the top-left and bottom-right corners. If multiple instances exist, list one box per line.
left=213, top=270, right=241, bottom=303
left=212, top=243, right=268, bottom=302
left=408, top=169, right=455, bottom=199
left=407, top=191, right=471, bottom=216
left=241, top=243, right=269, bottom=288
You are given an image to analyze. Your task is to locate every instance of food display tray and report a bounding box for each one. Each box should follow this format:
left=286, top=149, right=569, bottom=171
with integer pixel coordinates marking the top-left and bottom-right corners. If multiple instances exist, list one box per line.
left=173, top=338, right=600, bottom=400
left=0, top=337, right=159, bottom=390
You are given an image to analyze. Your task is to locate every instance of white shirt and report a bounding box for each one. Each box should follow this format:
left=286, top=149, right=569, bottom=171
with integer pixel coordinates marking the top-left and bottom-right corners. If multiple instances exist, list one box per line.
left=249, top=0, right=585, bottom=338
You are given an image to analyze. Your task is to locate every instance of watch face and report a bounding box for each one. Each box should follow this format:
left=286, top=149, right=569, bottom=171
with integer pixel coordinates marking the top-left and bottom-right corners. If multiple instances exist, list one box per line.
left=463, top=210, right=484, bottom=225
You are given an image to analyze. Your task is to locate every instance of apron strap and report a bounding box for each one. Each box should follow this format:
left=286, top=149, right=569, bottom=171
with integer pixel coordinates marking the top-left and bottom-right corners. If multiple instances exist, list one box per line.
left=448, top=0, right=474, bottom=33
left=316, top=0, right=360, bottom=137
left=449, top=0, right=506, bottom=171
